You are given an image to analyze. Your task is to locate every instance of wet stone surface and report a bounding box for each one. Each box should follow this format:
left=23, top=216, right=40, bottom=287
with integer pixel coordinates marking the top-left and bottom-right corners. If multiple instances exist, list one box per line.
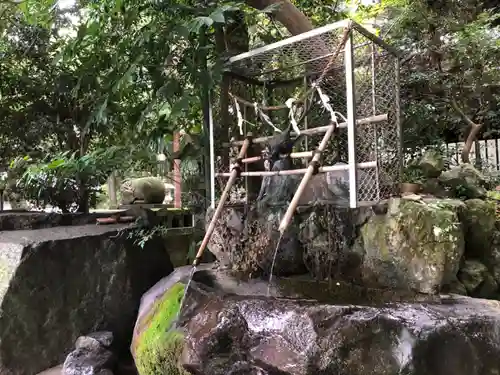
left=132, top=266, right=500, bottom=375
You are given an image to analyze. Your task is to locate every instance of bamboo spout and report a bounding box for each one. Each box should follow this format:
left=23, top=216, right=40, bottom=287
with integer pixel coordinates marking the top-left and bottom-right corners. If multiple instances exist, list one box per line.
left=193, top=136, right=251, bottom=266
left=278, top=123, right=337, bottom=234
left=241, top=150, right=313, bottom=164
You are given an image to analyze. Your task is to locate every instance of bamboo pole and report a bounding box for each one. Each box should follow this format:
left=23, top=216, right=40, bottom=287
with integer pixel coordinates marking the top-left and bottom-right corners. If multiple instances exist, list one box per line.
left=216, top=161, right=376, bottom=177
left=225, top=114, right=387, bottom=147
left=278, top=123, right=337, bottom=234
left=192, top=136, right=251, bottom=266
left=241, top=151, right=313, bottom=164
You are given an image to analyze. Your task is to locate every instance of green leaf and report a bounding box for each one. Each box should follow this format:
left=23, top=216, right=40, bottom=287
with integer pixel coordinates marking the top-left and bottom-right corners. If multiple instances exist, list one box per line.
left=174, top=24, right=191, bottom=39
left=209, top=10, right=225, bottom=24
left=47, top=159, right=65, bottom=169
left=18, top=1, right=29, bottom=16
left=260, top=3, right=282, bottom=14
left=170, top=96, right=192, bottom=120
left=159, top=102, right=171, bottom=118
left=86, top=22, right=100, bottom=36
left=187, top=17, right=214, bottom=33
left=77, top=24, right=88, bottom=39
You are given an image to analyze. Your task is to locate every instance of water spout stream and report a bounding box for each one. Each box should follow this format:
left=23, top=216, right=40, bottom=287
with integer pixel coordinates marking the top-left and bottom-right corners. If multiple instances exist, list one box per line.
left=267, top=232, right=284, bottom=296
left=174, top=265, right=197, bottom=328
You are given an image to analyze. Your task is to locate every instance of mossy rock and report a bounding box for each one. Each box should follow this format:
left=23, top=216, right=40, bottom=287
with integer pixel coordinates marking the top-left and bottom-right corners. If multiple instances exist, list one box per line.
left=421, top=178, right=449, bottom=198
left=439, top=163, right=487, bottom=199
left=442, top=277, right=468, bottom=295
left=133, top=282, right=188, bottom=375
left=356, top=198, right=465, bottom=294
left=418, top=149, right=445, bottom=178
left=461, top=199, right=497, bottom=261
left=457, top=260, right=488, bottom=294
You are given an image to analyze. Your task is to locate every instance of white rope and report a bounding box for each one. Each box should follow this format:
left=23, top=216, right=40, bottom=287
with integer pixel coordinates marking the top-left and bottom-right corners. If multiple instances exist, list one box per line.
left=233, top=96, right=244, bottom=135
left=312, top=83, right=338, bottom=123
left=311, top=82, right=348, bottom=127
left=285, top=98, right=301, bottom=135
left=253, top=102, right=282, bottom=133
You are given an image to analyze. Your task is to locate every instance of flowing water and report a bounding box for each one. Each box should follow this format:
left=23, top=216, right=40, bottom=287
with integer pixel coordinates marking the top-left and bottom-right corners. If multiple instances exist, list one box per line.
left=174, top=265, right=197, bottom=328
left=267, top=232, right=284, bottom=296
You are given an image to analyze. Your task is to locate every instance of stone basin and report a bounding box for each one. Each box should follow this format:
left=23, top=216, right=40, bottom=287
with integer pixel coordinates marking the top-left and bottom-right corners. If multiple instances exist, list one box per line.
left=132, top=266, right=500, bottom=375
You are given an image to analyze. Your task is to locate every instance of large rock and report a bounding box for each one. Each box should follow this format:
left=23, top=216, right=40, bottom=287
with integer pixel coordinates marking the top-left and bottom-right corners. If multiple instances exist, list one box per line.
left=0, top=224, right=173, bottom=375
left=439, top=163, right=487, bottom=199
left=62, top=347, right=115, bottom=375
left=298, top=204, right=373, bottom=280
left=418, top=149, right=445, bottom=178
left=133, top=268, right=500, bottom=375
left=245, top=206, right=305, bottom=276
left=461, top=199, right=497, bottom=260
left=458, top=260, right=488, bottom=293
left=421, top=178, right=449, bottom=198
left=487, top=232, right=500, bottom=285
left=354, top=198, right=465, bottom=293
left=75, top=331, right=114, bottom=351
left=120, top=177, right=166, bottom=205
left=206, top=206, right=246, bottom=269
left=205, top=203, right=305, bottom=276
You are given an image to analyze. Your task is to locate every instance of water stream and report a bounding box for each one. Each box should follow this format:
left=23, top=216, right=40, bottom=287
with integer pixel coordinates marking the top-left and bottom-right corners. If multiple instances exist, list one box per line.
left=175, top=265, right=197, bottom=327
left=267, top=232, right=284, bottom=296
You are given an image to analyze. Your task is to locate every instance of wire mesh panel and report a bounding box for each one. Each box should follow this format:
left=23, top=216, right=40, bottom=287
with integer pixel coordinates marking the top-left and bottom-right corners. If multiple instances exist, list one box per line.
left=216, top=20, right=401, bottom=208
left=350, top=25, right=401, bottom=203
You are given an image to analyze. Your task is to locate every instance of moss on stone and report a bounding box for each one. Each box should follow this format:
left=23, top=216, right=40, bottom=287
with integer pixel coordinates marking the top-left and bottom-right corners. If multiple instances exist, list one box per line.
left=462, top=199, right=497, bottom=259
left=363, top=199, right=462, bottom=261
left=358, top=198, right=465, bottom=293
left=135, top=282, right=189, bottom=375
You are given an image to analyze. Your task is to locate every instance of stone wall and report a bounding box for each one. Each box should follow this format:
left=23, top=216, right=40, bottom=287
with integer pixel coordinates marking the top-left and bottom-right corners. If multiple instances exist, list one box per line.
left=0, top=223, right=174, bottom=375
left=0, top=211, right=113, bottom=231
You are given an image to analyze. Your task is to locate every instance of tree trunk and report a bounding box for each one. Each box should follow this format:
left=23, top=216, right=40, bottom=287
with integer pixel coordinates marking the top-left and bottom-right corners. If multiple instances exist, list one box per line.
left=244, top=0, right=331, bottom=65
left=244, top=0, right=314, bottom=36
left=77, top=188, right=90, bottom=213
left=450, top=98, right=483, bottom=164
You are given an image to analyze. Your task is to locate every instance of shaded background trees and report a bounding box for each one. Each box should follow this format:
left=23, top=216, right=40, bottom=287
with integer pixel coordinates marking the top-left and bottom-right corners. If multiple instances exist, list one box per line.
left=0, top=0, right=498, bottom=209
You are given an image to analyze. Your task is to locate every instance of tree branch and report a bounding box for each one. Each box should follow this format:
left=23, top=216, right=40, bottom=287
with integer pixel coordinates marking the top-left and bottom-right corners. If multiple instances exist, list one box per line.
left=450, top=97, right=483, bottom=164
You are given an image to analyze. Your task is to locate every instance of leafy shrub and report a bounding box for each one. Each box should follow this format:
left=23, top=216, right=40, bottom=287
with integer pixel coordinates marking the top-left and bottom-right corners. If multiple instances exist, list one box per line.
left=4, top=156, right=31, bottom=208
left=16, top=147, right=132, bottom=212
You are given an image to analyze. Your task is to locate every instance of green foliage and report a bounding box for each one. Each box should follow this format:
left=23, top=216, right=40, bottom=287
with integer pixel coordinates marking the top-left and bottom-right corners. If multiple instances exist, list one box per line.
left=16, top=146, right=145, bottom=212
left=380, top=0, right=500, bottom=151
left=129, top=225, right=167, bottom=249
left=3, top=156, right=31, bottom=207
left=1, top=0, right=499, bottom=207
left=402, top=164, right=425, bottom=184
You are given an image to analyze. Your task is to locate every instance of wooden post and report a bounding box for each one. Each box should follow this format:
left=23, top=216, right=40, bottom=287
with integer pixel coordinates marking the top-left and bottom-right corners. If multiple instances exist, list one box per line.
left=216, top=161, right=376, bottom=177
left=225, top=114, right=388, bottom=147
left=241, top=151, right=313, bottom=165
left=278, top=123, right=338, bottom=234
left=173, top=132, right=182, bottom=209
left=193, top=136, right=251, bottom=266
left=107, top=171, right=118, bottom=209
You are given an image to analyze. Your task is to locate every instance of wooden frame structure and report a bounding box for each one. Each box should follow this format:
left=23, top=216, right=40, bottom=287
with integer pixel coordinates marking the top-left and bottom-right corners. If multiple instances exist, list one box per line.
left=193, top=20, right=401, bottom=265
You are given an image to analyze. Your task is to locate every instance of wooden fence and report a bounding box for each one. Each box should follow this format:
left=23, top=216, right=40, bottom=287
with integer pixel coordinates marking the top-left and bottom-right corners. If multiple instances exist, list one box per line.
left=444, top=139, right=500, bottom=173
